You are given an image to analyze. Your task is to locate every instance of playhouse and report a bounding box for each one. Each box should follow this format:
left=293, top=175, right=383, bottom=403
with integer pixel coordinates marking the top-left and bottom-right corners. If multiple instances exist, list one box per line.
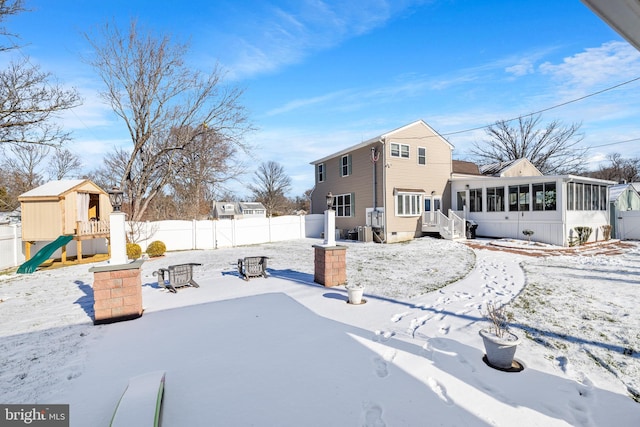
left=17, top=179, right=113, bottom=272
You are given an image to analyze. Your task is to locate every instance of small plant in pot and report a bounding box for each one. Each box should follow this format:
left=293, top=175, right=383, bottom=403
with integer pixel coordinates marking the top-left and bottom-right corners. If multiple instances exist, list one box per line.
left=345, top=282, right=365, bottom=305
left=479, top=302, right=521, bottom=370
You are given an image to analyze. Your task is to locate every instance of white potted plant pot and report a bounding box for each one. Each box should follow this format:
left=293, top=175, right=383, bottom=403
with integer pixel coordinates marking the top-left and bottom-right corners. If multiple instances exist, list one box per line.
left=479, top=328, right=520, bottom=369
left=345, top=283, right=365, bottom=304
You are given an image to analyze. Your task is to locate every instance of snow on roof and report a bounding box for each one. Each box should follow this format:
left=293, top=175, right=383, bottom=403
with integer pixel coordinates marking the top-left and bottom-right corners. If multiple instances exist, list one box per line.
left=19, top=180, right=85, bottom=198
left=478, top=159, right=520, bottom=176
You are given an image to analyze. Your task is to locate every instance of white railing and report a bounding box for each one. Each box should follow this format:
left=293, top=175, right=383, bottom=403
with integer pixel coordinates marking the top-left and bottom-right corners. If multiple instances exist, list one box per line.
left=424, top=210, right=466, bottom=240
left=76, top=219, right=110, bottom=236
left=422, top=210, right=438, bottom=227
left=448, top=209, right=465, bottom=239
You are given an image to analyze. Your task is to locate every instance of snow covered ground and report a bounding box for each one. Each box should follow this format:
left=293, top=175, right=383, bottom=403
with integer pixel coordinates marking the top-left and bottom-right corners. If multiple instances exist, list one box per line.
left=0, top=237, right=639, bottom=426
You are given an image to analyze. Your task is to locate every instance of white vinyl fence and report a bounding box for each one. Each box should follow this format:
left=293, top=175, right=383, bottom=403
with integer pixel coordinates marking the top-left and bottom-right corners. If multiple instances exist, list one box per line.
left=133, top=215, right=324, bottom=251
left=0, top=224, right=24, bottom=271
left=614, top=210, right=640, bottom=241
left=0, top=215, right=324, bottom=271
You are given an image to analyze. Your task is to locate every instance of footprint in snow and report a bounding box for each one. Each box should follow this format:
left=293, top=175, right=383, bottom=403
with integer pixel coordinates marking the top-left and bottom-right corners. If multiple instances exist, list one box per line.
left=390, top=312, right=410, bottom=323
left=438, top=324, right=450, bottom=335
left=373, top=330, right=395, bottom=342
left=362, top=402, right=386, bottom=427
left=373, top=350, right=396, bottom=378
left=421, top=341, right=434, bottom=360
left=427, top=377, right=454, bottom=405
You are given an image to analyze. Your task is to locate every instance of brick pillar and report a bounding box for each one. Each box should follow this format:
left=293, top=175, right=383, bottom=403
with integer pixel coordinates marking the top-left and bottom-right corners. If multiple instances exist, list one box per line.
left=313, top=245, right=347, bottom=287
left=89, top=260, right=144, bottom=325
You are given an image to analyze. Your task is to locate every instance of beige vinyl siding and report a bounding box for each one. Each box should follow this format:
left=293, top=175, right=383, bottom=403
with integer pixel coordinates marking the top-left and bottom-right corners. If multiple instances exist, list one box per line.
left=384, top=122, right=452, bottom=240
left=21, top=200, right=64, bottom=240
left=311, top=142, right=384, bottom=232
left=501, top=159, right=543, bottom=177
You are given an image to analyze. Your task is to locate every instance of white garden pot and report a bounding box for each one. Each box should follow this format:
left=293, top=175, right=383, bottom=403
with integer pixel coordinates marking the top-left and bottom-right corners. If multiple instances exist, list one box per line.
left=345, top=284, right=365, bottom=304
left=479, top=329, right=520, bottom=370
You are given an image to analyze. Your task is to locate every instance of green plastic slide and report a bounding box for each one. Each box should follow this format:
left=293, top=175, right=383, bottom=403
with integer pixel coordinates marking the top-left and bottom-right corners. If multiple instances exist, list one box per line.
left=17, top=235, right=74, bottom=274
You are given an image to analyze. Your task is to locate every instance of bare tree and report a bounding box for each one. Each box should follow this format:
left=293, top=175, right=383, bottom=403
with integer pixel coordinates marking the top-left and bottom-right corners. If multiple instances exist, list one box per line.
left=0, top=142, right=48, bottom=209
left=471, top=114, right=587, bottom=175
left=83, top=20, right=252, bottom=221
left=0, top=28, right=81, bottom=148
left=249, top=161, right=292, bottom=217
left=589, top=153, right=640, bottom=183
left=47, top=147, right=83, bottom=180
left=169, top=124, right=246, bottom=219
left=0, top=0, right=25, bottom=52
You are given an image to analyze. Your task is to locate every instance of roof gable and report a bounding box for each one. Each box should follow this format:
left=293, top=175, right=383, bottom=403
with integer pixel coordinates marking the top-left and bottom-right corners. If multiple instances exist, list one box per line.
left=310, top=119, right=453, bottom=165
left=18, top=179, right=104, bottom=200
left=479, top=158, right=542, bottom=177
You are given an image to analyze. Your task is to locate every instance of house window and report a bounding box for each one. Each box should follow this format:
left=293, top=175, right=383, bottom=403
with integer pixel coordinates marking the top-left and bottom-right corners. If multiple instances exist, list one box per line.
left=469, top=188, right=482, bottom=212
left=568, top=182, right=575, bottom=210
left=457, top=191, right=466, bottom=210
left=341, top=155, right=352, bottom=177
left=487, top=187, right=504, bottom=212
left=567, top=182, right=607, bottom=211
left=333, top=193, right=353, bottom=217
left=509, top=185, right=530, bottom=211
left=533, top=182, right=556, bottom=211
left=317, top=163, right=325, bottom=183
left=390, top=143, right=410, bottom=158
left=396, top=192, right=422, bottom=216
left=576, top=183, right=584, bottom=210
left=417, top=147, right=426, bottom=165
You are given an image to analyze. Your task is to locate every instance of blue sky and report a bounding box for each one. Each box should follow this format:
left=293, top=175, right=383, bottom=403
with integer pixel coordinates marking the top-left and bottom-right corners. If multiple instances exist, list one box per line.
left=6, top=0, right=640, bottom=197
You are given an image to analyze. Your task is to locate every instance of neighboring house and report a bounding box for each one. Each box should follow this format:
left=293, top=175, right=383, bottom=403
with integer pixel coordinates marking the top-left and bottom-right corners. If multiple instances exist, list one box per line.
left=212, top=202, right=267, bottom=219
left=310, top=120, right=454, bottom=243
left=238, top=202, right=267, bottom=218
left=609, top=183, right=640, bottom=240
left=311, top=120, right=616, bottom=246
left=18, top=179, right=112, bottom=261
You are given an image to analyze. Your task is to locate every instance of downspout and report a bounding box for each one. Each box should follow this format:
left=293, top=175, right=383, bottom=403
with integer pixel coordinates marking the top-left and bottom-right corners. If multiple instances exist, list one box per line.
left=380, top=137, right=387, bottom=243
left=371, top=146, right=379, bottom=210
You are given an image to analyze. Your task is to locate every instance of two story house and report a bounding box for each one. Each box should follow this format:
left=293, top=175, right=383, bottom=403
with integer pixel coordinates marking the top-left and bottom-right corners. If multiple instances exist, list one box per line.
left=311, top=120, right=615, bottom=246
left=310, top=120, right=454, bottom=243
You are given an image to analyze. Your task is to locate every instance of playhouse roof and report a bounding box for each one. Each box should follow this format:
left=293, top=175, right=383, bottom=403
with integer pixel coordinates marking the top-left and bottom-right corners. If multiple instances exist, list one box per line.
left=18, top=180, right=103, bottom=200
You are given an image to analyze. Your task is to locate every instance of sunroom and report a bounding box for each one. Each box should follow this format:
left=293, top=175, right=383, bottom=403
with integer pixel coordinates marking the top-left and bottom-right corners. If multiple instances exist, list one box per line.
left=449, top=175, right=615, bottom=246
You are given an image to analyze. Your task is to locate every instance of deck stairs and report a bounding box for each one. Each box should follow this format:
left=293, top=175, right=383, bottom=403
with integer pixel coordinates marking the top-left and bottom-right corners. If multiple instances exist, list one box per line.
left=422, top=209, right=466, bottom=240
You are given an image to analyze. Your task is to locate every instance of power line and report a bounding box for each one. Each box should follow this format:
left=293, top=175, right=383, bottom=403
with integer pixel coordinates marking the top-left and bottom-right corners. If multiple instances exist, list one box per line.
left=441, top=75, right=640, bottom=137
left=588, top=137, right=640, bottom=149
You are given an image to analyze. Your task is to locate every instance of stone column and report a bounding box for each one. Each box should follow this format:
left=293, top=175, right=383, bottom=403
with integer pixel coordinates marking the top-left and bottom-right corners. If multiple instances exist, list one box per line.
left=90, top=260, right=144, bottom=325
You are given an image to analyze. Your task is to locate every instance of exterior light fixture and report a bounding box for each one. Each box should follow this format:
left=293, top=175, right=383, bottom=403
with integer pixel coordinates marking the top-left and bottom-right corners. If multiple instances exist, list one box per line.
left=326, top=192, right=334, bottom=210
left=108, top=187, right=124, bottom=212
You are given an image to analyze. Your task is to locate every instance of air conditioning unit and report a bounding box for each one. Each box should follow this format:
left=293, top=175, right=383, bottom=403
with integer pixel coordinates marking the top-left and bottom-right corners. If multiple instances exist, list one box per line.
left=358, top=226, right=373, bottom=242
